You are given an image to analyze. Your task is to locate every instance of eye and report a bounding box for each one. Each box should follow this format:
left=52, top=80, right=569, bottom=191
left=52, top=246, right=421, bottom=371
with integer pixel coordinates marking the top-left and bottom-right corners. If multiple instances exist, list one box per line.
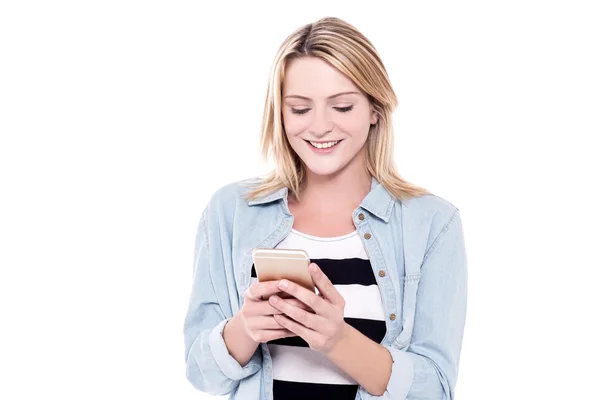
left=291, top=108, right=310, bottom=115
left=290, top=105, right=354, bottom=115
left=334, top=105, right=354, bottom=113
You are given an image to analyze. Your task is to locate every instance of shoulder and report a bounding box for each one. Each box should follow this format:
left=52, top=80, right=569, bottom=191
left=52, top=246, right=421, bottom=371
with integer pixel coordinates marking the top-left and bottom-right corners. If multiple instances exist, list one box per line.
left=207, top=177, right=253, bottom=203
left=396, top=192, right=462, bottom=251
left=400, top=192, right=459, bottom=217
left=201, top=176, right=262, bottom=218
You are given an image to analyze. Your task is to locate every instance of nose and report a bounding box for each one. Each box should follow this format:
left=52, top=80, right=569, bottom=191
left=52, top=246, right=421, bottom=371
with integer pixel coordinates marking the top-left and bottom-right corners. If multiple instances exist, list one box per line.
left=308, top=109, right=333, bottom=137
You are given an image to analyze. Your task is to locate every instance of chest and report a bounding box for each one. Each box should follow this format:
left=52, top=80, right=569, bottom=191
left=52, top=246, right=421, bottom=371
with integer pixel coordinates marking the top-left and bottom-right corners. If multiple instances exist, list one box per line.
left=229, top=201, right=425, bottom=361
left=288, top=201, right=357, bottom=237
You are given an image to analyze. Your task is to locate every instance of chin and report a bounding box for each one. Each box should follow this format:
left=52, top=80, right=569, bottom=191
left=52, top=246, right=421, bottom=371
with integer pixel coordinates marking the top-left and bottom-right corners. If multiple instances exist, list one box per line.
left=302, top=162, right=346, bottom=177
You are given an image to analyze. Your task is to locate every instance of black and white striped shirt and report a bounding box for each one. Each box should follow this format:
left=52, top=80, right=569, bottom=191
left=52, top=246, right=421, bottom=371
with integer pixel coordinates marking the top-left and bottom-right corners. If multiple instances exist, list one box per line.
left=250, top=228, right=387, bottom=399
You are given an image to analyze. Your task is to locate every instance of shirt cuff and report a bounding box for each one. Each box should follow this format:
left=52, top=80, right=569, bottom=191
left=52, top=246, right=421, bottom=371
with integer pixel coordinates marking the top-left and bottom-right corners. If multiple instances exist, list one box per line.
left=357, top=345, right=414, bottom=399
left=208, top=318, right=262, bottom=381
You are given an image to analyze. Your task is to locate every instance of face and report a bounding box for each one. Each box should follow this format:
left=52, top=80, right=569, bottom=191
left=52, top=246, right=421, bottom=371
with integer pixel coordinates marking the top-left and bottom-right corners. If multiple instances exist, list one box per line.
left=281, top=57, right=378, bottom=178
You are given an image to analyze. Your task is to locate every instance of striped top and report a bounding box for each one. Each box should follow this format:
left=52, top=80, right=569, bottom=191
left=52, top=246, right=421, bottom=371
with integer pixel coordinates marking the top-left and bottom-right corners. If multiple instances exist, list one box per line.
left=250, top=228, right=387, bottom=399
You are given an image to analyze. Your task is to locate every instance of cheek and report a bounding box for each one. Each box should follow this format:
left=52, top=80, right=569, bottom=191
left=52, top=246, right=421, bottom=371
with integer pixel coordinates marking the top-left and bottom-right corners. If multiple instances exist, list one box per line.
left=283, top=110, right=370, bottom=138
left=282, top=114, right=307, bottom=137
left=337, top=113, right=370, bottom=139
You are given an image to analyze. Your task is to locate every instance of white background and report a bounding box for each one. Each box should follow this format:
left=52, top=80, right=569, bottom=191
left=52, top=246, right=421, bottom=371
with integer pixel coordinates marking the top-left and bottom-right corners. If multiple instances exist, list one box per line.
left=1, top=1, right=599, bottom=399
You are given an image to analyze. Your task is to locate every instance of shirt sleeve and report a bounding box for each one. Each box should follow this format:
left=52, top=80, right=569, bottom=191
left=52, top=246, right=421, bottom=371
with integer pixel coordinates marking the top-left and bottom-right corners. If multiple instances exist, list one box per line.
left=358, top=209, right=468, bottom=399
left=183, top=205, right=262, bottom=396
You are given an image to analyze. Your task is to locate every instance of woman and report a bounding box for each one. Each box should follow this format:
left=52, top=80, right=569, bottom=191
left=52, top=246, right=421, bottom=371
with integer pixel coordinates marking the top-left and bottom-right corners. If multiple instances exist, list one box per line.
left=183, top=16, right=468, bottom=400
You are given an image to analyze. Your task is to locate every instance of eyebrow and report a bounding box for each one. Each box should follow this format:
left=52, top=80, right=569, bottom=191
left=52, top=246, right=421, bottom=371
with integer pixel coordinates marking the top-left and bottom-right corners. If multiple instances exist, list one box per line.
left=283, top=91, right=360, bottom=101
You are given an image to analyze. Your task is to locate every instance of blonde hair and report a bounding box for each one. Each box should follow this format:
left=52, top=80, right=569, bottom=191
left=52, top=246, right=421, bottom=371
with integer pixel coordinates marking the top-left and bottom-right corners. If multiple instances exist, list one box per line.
left=243, top=16, right=430, bottom=203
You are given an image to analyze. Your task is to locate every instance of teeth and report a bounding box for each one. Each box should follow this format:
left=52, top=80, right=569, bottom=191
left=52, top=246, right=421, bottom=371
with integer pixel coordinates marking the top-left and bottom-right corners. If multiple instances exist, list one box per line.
left=309, top=140, right=339, bottom=149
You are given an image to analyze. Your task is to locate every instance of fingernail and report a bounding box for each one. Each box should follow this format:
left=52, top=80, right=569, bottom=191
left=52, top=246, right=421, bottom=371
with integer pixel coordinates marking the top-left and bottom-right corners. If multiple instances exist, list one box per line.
left=309, top=263, right=317, bottom=272
left=270, top=296, right=278, bottom=304
left=279, top=280, right=288, bottom=289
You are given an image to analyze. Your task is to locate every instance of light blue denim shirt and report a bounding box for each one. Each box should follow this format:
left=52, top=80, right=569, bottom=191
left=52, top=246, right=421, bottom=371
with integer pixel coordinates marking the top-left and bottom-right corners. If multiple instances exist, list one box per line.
left=183, top=176, right=468, bottom=400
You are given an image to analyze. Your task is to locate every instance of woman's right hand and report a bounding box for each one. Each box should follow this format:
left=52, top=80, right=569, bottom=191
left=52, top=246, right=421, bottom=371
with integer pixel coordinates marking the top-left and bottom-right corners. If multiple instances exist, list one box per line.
left=240, top=280, right=313, bottom=343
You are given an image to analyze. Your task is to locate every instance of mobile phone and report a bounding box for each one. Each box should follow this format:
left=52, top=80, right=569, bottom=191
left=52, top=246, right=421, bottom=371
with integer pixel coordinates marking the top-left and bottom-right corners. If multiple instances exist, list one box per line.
left=252, top=248, right=316, bottom=298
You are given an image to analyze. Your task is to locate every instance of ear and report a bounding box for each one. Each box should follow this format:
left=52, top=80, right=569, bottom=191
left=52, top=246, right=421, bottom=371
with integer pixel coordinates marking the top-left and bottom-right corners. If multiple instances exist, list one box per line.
left=370, top=111, right=379, bottom=125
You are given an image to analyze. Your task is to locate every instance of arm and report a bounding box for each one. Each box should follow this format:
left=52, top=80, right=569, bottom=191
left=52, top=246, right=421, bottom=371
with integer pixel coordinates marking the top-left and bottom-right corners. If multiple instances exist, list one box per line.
left=351, top=209, right=468, bottom=399
left=183, top=205, right=262, bottom=396
left=270, top=210, right=467, bottom=398
left=325, top=323, right=393, bottom=396
left=222, top=312, right=261, bottom=367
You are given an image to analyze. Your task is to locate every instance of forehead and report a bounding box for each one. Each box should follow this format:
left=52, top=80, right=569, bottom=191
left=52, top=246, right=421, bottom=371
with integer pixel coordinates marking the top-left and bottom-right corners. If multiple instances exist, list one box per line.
left=282, top=57, right=359, bottom=97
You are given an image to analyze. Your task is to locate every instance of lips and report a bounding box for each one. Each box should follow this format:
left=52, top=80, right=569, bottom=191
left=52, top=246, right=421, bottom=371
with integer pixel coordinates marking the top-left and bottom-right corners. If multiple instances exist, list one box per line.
left=304, top=139, right=343, bottom=149
left=304, top=139, right=343, bottom=154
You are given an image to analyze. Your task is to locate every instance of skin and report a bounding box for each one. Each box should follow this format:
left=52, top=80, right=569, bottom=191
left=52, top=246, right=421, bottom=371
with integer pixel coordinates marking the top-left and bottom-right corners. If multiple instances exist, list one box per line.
left=282, top=56, right=379, bottom=235
left=222, top=281, right=312, bottom=369
left=271, top=264, right=393, bottom=396
left=282, top=57, right=378, bottom=180
left=224, top=56, right=393, bottom=396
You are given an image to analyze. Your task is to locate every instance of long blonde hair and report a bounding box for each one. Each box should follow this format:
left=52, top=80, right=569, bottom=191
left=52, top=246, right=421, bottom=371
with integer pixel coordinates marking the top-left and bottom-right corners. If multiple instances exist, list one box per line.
left=243, top=16, right=430, bottom=203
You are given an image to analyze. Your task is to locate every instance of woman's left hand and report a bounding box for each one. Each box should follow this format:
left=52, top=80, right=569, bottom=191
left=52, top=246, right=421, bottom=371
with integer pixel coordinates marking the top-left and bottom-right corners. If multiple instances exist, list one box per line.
left=269, top=262, right=350, bottom=355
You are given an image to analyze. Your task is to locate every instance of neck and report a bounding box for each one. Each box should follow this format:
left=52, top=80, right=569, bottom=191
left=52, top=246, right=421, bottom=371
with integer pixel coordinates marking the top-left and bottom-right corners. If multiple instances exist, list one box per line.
left=293, top=158, right=372, bottom=209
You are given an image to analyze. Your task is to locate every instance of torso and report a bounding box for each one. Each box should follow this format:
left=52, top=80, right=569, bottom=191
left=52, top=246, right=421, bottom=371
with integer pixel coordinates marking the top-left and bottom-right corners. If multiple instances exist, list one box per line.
left=252, top=221, right=386, bottom=400
left=288, top=196, right=357, bottom=238
left=260, top=193, right=386, bottom=399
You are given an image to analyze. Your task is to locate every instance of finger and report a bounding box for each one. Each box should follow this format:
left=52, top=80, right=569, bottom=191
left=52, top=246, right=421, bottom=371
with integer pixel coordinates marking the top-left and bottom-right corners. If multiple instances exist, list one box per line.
left=251, top=280, right=284, bottom=299
left=284, top=298, right=315, bottom=312
left=245, top=281, right=280, bottom=302
left=308, top=263, right=345, bottom=307
left=269, top=295, right=325, bottom=330
left=253, top=329, right=297, bottom=343
left=273, top=314, right=318, bottom=343
left=246, top=299, right=312, bottom=317
left=244, top=286, right=261, bottom=302
left=277, top=278, right=330, bottom=317
left=247, top=316, right=287, bottom=330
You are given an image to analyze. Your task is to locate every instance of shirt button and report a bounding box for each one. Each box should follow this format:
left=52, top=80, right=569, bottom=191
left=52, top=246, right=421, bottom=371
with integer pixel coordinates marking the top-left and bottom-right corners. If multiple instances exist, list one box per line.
left=389, top=313, right=396, bottom=321
left=364, top=232, right=372, bottom=240
left=358, top=213, right=365, bottom=221
left=378, top=270, right=386, bottom=277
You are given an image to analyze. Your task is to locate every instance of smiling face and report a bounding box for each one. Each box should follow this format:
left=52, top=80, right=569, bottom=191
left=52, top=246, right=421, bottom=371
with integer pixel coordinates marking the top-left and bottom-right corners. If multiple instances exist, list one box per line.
left=282, top=57, right=378, bottom=178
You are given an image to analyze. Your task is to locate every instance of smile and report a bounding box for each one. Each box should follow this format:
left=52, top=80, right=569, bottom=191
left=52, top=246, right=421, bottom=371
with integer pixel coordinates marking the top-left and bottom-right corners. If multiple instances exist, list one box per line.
left=304, top=139, right=343, bottom=154
left=305, top=140, right=342, bottom=149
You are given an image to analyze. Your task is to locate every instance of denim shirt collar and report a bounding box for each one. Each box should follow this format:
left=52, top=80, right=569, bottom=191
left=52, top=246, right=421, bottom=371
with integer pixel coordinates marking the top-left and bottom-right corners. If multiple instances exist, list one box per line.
left=247, top=176, right=396, bottom=223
